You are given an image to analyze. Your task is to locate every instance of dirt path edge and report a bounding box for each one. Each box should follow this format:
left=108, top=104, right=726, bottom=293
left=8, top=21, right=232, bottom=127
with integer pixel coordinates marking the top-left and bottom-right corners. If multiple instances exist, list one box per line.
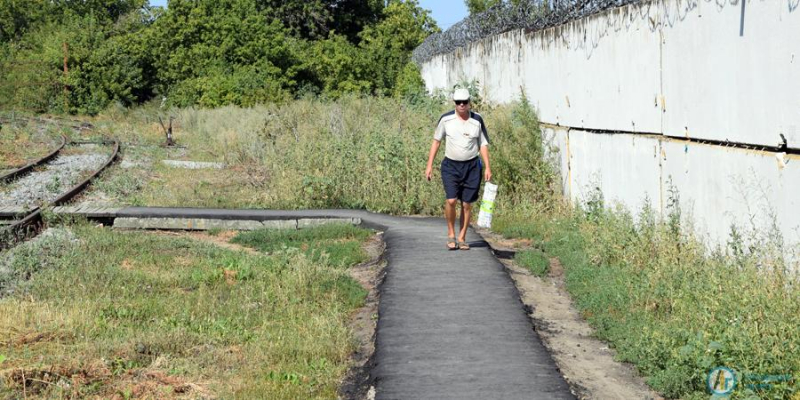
left=478, top=228, right=663, bottom=400
left=339, top=232, right=386, bottom=400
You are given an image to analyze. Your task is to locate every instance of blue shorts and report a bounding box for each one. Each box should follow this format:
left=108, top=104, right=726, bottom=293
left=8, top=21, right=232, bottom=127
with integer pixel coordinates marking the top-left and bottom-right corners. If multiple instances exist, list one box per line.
left=441, top=157, right=482, bottom=203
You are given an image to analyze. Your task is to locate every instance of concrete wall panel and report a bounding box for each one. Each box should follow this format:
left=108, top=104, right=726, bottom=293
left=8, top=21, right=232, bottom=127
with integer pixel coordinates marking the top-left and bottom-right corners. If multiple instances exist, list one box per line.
left=660, top=140, right=800, bottom=247
left=549, top=130, right=800, bottom=248
left=660, top=0, right=800, bottom=148
left=422, top=2, right=663, bottom=133
left=419, top=0, right=800, bottom=149
left=543, top=126, right=572, bottom=198
left=565, top=130, right=663, bottom=212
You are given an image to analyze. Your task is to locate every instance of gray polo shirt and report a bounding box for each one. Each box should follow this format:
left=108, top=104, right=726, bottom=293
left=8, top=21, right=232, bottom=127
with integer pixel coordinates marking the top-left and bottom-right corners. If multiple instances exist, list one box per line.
left=433, top=110, right=490, bottom=161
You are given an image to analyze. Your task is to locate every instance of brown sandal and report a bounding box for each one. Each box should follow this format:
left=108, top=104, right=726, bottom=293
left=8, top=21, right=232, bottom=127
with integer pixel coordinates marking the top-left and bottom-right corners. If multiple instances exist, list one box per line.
left=457, top=241, right=470, bottom=250
left=447, top=238, right=458, bottom=250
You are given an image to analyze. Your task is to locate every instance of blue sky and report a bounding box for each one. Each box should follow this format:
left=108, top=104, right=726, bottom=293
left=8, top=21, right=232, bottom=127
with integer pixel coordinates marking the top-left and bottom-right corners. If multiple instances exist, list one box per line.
left=147, top=0, right=467, bottom=31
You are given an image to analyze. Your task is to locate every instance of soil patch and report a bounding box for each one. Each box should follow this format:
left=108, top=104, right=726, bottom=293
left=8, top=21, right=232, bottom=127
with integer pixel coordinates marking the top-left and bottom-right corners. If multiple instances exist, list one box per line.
left=339, top=232, right=385, bottom=400
left=151, top=230, right=258, bottom=255
left=1, top=359, right=208, bottom=399
left=478, top=228, right=663, bottom=400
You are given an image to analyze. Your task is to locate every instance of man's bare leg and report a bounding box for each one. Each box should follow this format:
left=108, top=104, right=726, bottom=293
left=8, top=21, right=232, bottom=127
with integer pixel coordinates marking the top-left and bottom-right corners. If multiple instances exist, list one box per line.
left=445, top=198, right=458, bottom=248
left=458, top=201, right=472, bottom=244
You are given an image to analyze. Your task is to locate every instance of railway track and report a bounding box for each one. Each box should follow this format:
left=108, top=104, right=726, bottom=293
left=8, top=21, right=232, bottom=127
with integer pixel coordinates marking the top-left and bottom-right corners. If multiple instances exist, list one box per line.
left=0, top=135, right=67, bottom=183
left=0, top=139, right=119, bottom=249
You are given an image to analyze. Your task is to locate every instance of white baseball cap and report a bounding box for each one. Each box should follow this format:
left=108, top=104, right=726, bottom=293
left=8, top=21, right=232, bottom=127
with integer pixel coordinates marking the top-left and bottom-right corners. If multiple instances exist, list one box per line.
left=453, top=88, right=470, bottom=101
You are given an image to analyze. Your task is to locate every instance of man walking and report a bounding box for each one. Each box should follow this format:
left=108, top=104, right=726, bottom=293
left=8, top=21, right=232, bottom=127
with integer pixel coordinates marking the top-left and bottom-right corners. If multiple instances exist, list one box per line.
left=425, top=88, right=492, bottom=250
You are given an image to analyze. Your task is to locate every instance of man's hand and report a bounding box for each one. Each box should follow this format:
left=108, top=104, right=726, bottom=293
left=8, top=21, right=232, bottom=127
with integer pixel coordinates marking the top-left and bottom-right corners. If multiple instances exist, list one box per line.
left=425, top=166, right=433, bottom=181
left=479, top=145, right=492, bottom=183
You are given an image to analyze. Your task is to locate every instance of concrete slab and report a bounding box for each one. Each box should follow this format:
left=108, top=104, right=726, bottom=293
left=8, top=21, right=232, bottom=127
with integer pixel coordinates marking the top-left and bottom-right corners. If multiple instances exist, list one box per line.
left=161, top=160, right=225, bottom=169
left=298, top=217, right=361, bottom=228
left=113, top=217, right=297, bottom=231
left=52, top=206, right=124, bottom=219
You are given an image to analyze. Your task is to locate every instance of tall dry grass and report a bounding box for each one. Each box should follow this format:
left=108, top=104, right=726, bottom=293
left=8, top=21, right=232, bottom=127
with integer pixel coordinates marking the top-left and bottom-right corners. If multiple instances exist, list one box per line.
left=104, top=94, right=557, bottom=215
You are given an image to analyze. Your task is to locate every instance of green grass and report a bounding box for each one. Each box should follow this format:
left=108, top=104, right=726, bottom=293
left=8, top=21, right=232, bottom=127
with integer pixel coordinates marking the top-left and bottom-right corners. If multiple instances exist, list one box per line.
left=0, top=224, right=373, bottom=399
left=0, top=119, right=66, bottom=168
left=515, top=249, right=549, bottom=277
left=232, top=224, right=372, bottom=268
left=493, top=206, right=800, bottom=400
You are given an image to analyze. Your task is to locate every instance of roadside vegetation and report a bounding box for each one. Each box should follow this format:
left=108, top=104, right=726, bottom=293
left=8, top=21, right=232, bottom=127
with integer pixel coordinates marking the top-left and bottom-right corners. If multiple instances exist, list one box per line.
left=0, top=223, right=374, bottom=398
left=81, top=91, right=554, bottom=217
left=493, top=192, right=799, bottom=399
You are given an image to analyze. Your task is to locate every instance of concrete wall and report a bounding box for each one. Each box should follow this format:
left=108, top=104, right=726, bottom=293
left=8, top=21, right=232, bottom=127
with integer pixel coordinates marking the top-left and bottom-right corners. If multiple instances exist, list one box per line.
left=420, top=0, right=800, bottom=148
left=419, top=0, right=800, bottom=250
left=545, top=125, right=800, bottom=248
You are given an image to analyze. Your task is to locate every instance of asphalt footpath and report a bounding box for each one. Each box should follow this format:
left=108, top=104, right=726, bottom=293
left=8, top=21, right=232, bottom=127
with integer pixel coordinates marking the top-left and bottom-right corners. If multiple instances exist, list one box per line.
left=114, top=207, right=576, bottom=400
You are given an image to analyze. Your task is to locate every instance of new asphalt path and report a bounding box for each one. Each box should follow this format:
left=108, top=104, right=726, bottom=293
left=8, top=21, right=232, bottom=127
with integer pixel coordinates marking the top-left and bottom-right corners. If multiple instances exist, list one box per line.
left=113, top=207, right=576, bottom=399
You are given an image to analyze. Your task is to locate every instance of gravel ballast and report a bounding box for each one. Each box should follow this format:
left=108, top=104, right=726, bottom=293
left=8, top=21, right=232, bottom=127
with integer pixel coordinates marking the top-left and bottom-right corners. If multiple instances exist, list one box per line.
left=0, top=148, right=108, bottom=208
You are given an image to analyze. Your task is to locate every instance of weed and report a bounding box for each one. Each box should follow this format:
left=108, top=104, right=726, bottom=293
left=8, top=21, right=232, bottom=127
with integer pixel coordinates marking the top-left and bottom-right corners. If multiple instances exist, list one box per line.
left=515, top=249, right=549, bottom=277
left=44, top=175, right=61, bottom=193
left=92, top=164, right=147, bottom=199
left=0, top=228, right=78, bottom=295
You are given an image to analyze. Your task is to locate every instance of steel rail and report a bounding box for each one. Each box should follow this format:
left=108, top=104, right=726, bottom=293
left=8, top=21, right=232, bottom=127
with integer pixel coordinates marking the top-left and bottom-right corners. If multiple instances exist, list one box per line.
left=0, top=135, right=67, bottom=183
left=0, top=139, right=120, bottom=249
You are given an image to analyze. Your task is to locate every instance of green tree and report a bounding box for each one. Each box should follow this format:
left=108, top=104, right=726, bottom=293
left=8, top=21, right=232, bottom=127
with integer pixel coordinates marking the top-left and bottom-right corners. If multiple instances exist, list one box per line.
left=300, top=34, right=373, bottom=98
left=0, top=0, right=55, bottom=42
left=465, top=0, right=534, bottom=15
left=392, top=61, right=426, bottom=99
left=254, top=0, right=383, bottom=42
left=0, top=0, right=147, bottom=42
left=359, top=0, right=438, bottom=95
left=55, top=0, right=148, bottom=24
left=148, top=0, right=298, bottom=106
left=2, top=3, right=158, bottom=113
left=1, top=0, right=441, bottom=112
left=465, top=0, right=503, bottom=15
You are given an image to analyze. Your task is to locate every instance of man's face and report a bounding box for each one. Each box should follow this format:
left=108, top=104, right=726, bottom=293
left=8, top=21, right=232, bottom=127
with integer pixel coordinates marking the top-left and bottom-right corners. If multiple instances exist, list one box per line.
left=455, top=99, right=470, bottom=112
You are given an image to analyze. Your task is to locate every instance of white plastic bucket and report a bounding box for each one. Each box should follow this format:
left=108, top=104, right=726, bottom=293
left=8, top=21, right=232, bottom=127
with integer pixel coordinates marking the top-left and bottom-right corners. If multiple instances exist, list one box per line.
left=477, top=182, right=498, bottom=228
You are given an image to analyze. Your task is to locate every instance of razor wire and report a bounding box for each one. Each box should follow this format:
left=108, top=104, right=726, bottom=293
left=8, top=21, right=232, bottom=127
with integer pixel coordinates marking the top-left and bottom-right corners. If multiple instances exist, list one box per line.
left=412, top=0, right=647, bottom=65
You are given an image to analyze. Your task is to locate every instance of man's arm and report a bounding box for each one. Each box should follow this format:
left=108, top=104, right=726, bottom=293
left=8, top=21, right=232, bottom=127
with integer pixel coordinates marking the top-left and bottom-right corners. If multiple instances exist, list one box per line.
left=473, top=113, right=492, bottom=181
left=425, top=139, right=441, bottom=181
left=480, top=145, right=492, bottom=182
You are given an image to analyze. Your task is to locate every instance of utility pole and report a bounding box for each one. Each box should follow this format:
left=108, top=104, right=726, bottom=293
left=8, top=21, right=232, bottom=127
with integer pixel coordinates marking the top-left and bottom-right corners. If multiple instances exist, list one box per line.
left=63, top=42, right=69, bottom=112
